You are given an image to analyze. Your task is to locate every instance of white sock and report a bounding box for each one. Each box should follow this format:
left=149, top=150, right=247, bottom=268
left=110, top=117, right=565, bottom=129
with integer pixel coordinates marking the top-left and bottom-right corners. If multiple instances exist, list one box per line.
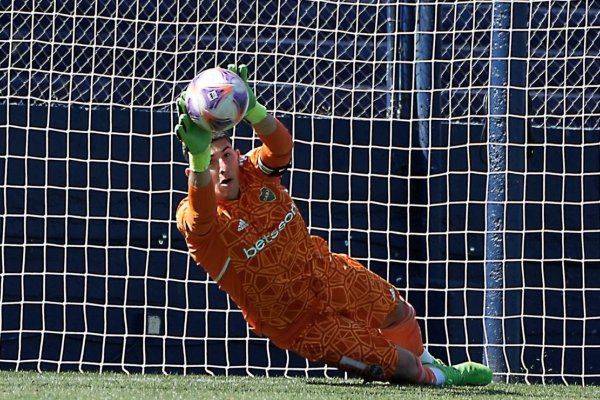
left=420, top=349, right=434, bottom=365
left=429, top=366, right=446, bottom=385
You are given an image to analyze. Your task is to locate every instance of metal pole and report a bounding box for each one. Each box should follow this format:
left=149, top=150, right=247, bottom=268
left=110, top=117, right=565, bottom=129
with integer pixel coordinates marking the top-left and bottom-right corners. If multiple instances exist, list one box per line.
left=415, top=1, right=434, bottom=160
left=386, top=1, right=399, bottom=117
left=416, top=1, right=446, bottom=281
left=484, top=0, right=511, bottom=376
left=399, top=2, right=415, bottom=120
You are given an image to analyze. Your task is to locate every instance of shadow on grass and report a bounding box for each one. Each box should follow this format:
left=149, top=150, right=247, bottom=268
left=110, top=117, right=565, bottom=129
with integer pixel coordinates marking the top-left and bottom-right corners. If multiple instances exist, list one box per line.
left=304, top=379, right=522, bottom=397
left=426, top=386, right=524, bottom=397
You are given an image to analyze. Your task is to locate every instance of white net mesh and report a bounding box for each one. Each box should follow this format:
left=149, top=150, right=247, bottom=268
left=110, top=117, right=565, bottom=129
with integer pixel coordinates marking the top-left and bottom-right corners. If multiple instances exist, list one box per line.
left=1, top=0, right=600, bottom=384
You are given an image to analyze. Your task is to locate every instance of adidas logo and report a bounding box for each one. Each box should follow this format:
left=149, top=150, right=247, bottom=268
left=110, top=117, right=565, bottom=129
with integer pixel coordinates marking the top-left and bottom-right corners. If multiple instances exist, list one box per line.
left=237, top=219, right=249, bottom=232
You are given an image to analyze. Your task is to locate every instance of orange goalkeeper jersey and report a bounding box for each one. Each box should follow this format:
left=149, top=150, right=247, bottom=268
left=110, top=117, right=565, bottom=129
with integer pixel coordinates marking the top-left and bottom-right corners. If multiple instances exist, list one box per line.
left=176, top=121, right=324, bottom=344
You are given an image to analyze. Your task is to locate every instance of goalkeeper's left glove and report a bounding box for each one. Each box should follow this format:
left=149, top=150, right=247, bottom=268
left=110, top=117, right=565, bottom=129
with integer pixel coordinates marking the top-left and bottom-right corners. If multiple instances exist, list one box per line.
left=175, top=92, right=212, bottom=172
left=227, top=63, right=268, bottom=125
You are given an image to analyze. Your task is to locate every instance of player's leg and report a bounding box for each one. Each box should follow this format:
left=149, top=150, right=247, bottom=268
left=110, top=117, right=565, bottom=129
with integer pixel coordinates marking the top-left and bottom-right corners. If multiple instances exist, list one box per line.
left=285, top=292, right=493, bottom=385
left=379, top=299, right=427, bottom=359
left=287, top=311, right=439, bottom=384
left=311, top=236, right=451, bottom=367
left=309, top=235, right=399, bottom=330
left=379, top=303, right=492, bottom=385
left=317, top=247, right=427, bottom=359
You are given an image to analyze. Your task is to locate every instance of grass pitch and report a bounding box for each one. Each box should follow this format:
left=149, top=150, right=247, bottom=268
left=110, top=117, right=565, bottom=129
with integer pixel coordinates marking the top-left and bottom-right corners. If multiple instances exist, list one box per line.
left=1, top=371, right=598, bottom=399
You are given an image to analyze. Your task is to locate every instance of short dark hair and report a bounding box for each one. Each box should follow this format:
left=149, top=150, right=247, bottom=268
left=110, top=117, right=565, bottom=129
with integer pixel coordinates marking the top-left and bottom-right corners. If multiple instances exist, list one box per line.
left=211, top=131, right=231, bottom=143
left=180, top=131, right=232, bottom=163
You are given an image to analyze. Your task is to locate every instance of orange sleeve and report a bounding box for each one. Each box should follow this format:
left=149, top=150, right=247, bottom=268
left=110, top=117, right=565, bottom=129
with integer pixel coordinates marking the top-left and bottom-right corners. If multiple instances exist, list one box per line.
left=181, top=181, right=217, bottom=237
left=176, top=182, right=230, bottom=279
left=256, top=118, right=293, bottom=169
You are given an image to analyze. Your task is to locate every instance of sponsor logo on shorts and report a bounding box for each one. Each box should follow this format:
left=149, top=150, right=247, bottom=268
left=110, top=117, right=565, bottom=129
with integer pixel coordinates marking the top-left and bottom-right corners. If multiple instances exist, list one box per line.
left=340, top=357, right=384, bottom=380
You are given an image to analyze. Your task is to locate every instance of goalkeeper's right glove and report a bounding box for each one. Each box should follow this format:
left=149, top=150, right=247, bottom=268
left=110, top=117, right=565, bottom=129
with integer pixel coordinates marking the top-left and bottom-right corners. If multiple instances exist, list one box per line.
left=227, top=64, right=268, bottom=125
left=175, top=92, right=212, bottom=172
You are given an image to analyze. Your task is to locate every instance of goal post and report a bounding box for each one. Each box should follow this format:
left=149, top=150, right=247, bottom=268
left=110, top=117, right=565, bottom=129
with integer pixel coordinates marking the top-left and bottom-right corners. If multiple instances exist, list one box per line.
left=1, top=0, right=600, bottom=384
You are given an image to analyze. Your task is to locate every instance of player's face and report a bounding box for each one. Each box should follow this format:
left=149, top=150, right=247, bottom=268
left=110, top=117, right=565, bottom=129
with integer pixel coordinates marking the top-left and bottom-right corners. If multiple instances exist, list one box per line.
left=209, top=137, right=241, bottom=200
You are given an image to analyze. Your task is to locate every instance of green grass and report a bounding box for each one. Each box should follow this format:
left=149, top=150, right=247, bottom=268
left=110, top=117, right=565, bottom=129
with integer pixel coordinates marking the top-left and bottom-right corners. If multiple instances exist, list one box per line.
left=0, top=371, right=598, bottom=400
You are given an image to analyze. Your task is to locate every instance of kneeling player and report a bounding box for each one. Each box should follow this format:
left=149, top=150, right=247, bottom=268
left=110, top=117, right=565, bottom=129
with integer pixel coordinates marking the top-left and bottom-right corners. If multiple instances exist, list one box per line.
left=174, top=64, right=493, bottom=386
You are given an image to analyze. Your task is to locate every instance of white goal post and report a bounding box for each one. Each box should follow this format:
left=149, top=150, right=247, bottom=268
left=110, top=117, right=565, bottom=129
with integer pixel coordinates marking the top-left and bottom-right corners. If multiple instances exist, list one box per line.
left=1, top=0, right=599, bottom=384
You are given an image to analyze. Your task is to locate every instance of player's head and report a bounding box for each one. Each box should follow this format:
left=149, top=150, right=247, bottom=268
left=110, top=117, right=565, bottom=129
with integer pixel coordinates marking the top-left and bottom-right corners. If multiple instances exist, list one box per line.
left=208, top=133, right=241, bottom=201
left=182, top=132, right=241, bottom=200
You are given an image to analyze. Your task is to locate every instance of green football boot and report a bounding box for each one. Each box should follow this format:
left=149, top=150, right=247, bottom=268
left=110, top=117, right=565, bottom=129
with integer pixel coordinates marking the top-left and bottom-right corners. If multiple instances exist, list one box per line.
left=435, top=361, right=493, bottom=386
left=428, top=357, right=447, bottom=367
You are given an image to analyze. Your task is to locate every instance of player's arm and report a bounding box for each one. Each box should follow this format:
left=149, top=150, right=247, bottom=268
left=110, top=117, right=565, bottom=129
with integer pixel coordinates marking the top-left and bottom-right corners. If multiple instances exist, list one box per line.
left=174, top=93, right=216, bottom=237
left=229, top=64, right=293, bottom=176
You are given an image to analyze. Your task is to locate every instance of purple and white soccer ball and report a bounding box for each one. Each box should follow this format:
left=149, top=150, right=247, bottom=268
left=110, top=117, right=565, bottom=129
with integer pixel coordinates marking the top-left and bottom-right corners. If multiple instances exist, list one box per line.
left=185, top=67, right=249, bottom=132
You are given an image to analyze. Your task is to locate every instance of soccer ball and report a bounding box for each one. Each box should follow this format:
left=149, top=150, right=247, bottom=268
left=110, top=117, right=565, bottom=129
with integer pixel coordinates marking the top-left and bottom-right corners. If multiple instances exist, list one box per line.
left=185, top=67, right=249, bottom=132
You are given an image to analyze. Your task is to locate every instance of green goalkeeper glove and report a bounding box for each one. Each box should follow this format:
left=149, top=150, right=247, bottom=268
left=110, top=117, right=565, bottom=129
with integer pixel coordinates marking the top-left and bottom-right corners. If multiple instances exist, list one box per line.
left=175, top=92, right=212, bottom=172
left=227, top=64, right=268, bottom=125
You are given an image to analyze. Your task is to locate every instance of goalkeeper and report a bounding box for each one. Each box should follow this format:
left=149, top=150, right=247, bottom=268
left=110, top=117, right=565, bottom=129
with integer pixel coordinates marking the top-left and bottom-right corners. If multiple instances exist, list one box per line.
left=174, top=64, right=492, bottom=386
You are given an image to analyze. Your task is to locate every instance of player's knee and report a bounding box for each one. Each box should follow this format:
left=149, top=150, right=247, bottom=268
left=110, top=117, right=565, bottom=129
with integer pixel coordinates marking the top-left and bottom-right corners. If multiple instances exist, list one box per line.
left=381, top=301, right=415, bottom=328
left=381, top=304, right=401, bottom=328
left=392, top=345, right=420, bottom=381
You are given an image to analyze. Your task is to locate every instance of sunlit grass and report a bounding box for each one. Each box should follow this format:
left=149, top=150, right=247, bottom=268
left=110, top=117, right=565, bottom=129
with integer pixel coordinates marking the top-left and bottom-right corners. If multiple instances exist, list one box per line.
left=0, top=371, right=598, bottom=400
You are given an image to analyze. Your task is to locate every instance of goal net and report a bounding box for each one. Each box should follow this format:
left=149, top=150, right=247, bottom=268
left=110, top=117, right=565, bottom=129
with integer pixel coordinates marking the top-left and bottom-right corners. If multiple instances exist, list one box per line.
left=1, top=0, right=599, bottom=384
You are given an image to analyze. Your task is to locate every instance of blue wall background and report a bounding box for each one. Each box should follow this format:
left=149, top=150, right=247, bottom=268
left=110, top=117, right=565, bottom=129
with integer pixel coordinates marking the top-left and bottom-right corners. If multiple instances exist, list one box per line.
left=2, top=101, right=600, bottom=383
left=2, top=0, right=600, bottom=385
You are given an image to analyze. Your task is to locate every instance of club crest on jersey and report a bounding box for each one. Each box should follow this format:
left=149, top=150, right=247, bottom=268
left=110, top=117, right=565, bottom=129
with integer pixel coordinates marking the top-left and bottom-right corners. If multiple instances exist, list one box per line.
left=259, top=187, right=276, bottom=202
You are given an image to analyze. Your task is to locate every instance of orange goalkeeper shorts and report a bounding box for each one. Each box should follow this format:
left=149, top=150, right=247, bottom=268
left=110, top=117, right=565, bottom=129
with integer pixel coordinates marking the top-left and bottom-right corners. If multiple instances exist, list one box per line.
left=289, top=310, right=399, bottom=380
left=309, top=236, right=401, bottom=328
left=284, top=238, right=402, bottom=380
